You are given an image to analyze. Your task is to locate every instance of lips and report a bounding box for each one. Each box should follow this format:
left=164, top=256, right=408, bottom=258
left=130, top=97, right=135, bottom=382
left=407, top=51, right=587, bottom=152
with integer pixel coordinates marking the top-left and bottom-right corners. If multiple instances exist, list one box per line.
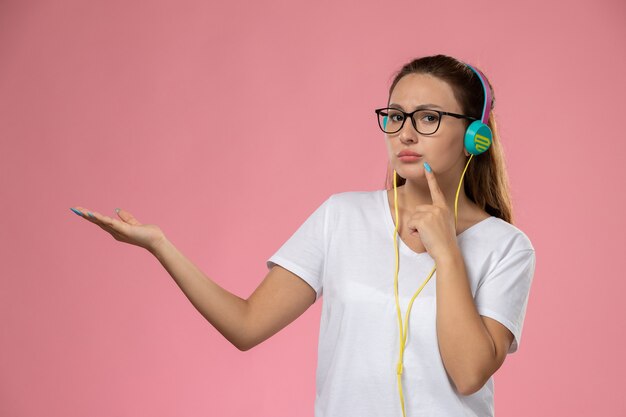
left=398, top=150, right=422, bottom=157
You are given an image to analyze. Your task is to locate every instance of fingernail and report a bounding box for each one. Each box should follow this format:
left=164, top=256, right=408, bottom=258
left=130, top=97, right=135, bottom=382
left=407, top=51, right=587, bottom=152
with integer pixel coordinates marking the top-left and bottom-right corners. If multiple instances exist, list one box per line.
left=424, top=162, right=432, bottom=173
left=115, top=208, right=120, bottom=213
left=70, top=208, right=84, bottom=216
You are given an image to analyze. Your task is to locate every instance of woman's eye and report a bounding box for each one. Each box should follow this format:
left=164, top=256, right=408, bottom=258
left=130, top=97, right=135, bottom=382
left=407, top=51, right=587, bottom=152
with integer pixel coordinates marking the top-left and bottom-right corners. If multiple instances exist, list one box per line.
left=421, top=114, right=439, bottom=123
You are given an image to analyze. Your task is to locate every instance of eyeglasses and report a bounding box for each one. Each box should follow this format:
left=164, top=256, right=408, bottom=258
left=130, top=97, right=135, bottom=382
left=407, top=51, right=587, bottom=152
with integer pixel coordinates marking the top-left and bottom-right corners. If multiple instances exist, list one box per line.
left=374, top=107, right=478, bottom=135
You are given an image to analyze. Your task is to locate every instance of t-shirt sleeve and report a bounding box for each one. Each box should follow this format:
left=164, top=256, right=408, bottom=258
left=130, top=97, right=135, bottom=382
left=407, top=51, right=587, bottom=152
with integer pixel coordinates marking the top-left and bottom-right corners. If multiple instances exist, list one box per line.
left=265, top=195, right=332, bottom=302
left=474, top=248, right=536, bottom=354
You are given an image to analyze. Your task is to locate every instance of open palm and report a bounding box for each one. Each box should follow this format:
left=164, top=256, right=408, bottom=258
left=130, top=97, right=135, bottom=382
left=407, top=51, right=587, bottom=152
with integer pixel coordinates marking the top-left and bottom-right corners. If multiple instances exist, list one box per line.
left=70, top=207, right=166, bottom=252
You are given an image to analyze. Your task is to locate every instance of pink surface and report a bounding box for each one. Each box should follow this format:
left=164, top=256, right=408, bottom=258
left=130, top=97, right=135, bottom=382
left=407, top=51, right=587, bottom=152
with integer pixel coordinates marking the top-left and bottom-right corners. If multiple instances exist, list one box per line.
left=1, top=0, right=625, bottom=416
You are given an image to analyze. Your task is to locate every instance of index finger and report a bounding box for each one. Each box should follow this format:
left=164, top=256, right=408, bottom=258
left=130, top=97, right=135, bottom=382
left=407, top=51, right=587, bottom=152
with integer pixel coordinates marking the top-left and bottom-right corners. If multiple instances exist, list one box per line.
left=424, top=162, right=446, bottom=207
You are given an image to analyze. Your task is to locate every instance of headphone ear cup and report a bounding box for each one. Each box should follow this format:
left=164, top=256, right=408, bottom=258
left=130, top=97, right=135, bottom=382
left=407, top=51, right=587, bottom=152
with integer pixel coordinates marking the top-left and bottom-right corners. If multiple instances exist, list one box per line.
left=464, top=120, right=492, bottom=155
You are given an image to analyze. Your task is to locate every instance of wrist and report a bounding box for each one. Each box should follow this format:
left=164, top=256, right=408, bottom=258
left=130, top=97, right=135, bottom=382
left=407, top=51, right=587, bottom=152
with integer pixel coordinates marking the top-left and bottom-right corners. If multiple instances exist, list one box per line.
left=148, top=234, right=170, bottom=257
left=433, top=243, right=462, bottom=265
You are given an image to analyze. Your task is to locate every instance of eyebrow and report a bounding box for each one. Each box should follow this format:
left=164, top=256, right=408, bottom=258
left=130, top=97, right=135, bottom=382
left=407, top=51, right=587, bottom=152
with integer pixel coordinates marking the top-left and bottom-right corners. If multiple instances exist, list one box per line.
left=388, top=103, right=443, bottom=110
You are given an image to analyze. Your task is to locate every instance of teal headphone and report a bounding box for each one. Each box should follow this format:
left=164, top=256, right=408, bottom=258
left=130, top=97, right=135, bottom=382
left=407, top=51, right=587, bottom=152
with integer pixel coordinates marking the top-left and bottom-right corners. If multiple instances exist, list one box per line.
left=464, top=64, right=493, bottom=155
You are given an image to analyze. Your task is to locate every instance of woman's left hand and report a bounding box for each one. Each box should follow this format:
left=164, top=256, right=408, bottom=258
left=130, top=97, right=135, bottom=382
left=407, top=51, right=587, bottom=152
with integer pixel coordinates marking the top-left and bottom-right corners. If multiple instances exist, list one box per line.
left=406, top=164, right=459, bottom=262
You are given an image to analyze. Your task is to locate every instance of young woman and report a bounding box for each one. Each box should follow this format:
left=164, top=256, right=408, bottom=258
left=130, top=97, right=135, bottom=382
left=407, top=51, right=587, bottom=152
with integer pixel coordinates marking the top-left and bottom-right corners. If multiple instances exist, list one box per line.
left=71, top=54, right=536, bottom=417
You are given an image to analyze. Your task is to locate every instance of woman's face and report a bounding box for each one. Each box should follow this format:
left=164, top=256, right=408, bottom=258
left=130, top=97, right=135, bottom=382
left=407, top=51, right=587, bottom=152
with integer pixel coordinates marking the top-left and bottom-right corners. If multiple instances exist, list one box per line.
left=385, top=73, right=468, bottom=184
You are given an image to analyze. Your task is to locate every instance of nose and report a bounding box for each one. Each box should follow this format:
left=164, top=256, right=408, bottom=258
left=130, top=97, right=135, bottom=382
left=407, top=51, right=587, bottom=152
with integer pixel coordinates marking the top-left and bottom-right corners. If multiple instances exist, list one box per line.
left=398, top=117, right=419, bottom=143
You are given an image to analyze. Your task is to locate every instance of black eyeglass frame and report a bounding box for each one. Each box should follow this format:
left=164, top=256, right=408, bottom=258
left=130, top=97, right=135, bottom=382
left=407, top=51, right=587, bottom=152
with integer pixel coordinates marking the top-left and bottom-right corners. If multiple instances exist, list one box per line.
left=374, top=107, right=479, bottom=135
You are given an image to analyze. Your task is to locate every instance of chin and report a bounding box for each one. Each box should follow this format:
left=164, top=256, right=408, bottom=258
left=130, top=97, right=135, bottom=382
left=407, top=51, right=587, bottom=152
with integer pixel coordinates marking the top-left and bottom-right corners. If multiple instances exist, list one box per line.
left=394, top=165, right=426, bottom=178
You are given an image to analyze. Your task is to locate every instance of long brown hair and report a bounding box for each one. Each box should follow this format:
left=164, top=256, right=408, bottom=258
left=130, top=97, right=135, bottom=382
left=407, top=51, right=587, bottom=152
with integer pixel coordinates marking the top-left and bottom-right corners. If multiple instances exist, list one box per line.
left=383, top=54, right=514, bottom=224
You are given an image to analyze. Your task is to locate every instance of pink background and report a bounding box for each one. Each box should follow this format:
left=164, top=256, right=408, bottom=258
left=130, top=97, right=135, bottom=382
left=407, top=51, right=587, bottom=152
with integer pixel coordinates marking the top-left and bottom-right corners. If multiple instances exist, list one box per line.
left=1, top=0, right=625, bottom=416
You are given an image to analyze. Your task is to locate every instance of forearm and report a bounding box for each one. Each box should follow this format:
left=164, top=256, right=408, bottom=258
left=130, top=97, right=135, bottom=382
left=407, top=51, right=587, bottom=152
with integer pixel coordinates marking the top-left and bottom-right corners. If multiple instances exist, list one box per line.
left=434, top=246, right=495, bottom=395
left=149, top=237, right=250, bottom=351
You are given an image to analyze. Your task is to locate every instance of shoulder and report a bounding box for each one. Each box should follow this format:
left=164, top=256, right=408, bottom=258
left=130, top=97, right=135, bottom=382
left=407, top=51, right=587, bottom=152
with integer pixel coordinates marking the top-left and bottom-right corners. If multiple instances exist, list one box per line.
left=483, top=216, right=535, bottom=253
left=326, top=189, right=383, bottom=214
left=329, top=189, right=383, bottom=205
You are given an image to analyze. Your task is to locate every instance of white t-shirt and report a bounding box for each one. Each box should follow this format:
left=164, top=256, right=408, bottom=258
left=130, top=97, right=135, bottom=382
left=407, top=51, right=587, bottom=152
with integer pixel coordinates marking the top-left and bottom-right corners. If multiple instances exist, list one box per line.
left=266, top=190, right=536, bottom=417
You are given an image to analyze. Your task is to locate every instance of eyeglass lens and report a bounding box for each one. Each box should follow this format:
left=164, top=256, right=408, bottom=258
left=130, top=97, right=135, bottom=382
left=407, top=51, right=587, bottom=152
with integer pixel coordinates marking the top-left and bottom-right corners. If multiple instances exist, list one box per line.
left=379, top=108, right=441, bottom=134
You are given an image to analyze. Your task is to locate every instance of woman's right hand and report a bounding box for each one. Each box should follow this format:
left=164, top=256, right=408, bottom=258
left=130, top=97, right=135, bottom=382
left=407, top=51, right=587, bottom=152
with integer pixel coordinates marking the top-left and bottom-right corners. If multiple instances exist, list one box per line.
left=70, top=206, right=166, bottom=253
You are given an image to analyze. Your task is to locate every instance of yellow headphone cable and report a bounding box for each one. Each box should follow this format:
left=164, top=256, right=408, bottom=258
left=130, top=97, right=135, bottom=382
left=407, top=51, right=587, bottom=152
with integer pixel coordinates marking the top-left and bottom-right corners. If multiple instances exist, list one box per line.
left=393, top=154, right=474, bottom=417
